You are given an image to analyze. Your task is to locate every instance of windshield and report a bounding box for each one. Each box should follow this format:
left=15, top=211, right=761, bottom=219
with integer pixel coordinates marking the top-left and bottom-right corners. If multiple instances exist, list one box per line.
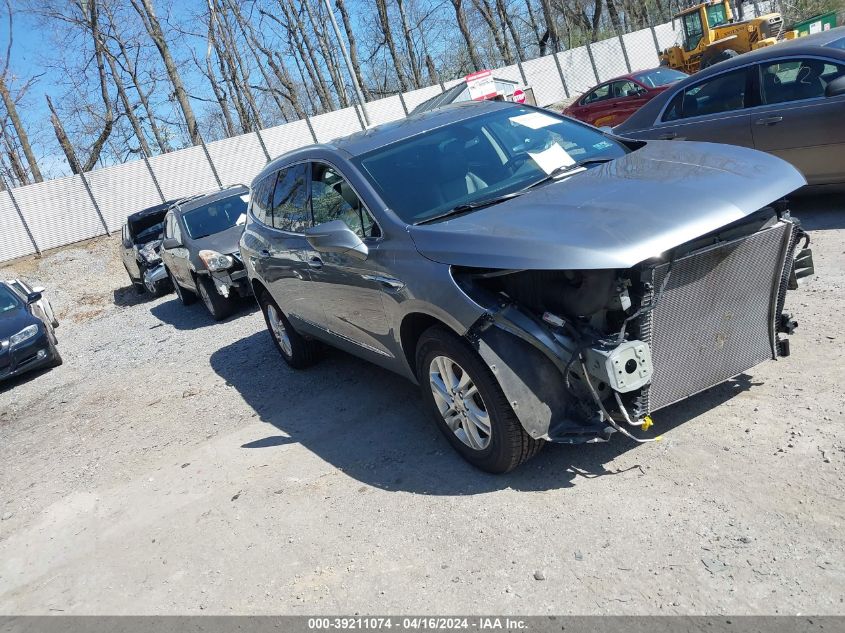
left=0, top=285, right=21, bottom=314
left=354, top=107, right=628, bottom=224
left=633, top=67, right=688, bottom=88
left=182, top=194, right=248, bottom=240
left=134, top=221, right=164, bottom=245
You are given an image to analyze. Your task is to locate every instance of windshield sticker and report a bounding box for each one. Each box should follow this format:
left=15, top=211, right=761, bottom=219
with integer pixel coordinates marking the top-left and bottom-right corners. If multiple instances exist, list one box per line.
left=510, top=112, right=560, bottom=130
left=593, top=140, right=613, bottom=150
left=240, top=194, right=250, bottom=203
left=236, top=213, right=247, bottom=226
left=528, top=142, right=575, bottom=174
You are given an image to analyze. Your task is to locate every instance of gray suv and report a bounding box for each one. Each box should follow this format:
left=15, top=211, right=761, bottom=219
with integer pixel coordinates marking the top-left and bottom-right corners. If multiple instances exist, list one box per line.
left=240, top=101, right=810, bottom=473
left=160, top=186, right=251, bottom=320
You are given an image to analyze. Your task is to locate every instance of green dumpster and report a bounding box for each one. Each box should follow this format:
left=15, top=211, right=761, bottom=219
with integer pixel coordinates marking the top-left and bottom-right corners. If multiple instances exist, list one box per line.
left=794, top=12, right=837, bottom=37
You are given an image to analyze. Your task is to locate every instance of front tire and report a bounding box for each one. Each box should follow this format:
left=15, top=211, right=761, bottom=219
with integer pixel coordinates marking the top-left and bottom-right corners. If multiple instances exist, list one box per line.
left=197, top=275, right=236, bottom=321
left=258, top=289, right=320, bottom=369
left=416, top=326, right=543, bottom=474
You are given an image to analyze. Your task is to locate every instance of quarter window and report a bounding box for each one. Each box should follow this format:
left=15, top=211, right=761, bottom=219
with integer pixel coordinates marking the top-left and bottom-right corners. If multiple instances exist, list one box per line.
left=760, top=58, right=845, bottom=104
left=271, top=164, right=310, bottom=232
left=663, top=68, right=747, bottom=121
left=311, top=163, right=379, bottom=238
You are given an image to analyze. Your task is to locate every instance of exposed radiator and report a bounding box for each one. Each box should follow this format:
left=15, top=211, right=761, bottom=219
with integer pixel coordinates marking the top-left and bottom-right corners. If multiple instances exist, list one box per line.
left=639, top=220, right=795, bottom=413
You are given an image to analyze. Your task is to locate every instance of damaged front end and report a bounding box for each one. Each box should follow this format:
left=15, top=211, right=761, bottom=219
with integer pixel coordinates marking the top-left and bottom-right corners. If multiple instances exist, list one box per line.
left=454, top=207, right=811, bottom=444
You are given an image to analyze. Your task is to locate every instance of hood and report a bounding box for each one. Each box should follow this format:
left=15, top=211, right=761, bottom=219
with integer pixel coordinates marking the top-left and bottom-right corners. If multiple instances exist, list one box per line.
left=0, top=306, right=39, bottom=340
left=408, top=141, right=805, bottom=270
left=193, top=224, right=244, bottom=256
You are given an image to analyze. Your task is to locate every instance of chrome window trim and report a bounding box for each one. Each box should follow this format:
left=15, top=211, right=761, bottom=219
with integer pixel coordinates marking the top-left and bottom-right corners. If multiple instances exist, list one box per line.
left=654, top=53, right=844, bottom=126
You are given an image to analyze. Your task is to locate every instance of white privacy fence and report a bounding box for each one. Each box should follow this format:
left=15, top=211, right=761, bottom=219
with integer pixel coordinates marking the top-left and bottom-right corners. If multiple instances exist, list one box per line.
left=0, top=3, right=771, bottom=263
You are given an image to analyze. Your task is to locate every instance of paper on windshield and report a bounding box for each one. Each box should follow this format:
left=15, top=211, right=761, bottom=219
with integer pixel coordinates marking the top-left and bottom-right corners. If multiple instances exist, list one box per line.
left=528, top=143, right=575, bottom=175
left=240, top=194, right=250, bottom=203
left=236, top=213, right=247, bottom=226
left=510, top=111, right=560, bottom=130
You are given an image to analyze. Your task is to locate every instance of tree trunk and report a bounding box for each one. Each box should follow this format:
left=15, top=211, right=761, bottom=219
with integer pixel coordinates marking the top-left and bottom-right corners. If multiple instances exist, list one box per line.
left=335, top=0, right=371, bottom=100
left=473, top=0, right=513, bottom=65
left=497, top=0, right=524, bottom=62
left=84, top=0, right=114, bottom=172
left=450, top=0, right=483, bottom=71
left=524, top=0, right=545, bottom=56
left=129, top=0, right=201, bottom=145
left=302, top=0, right=349, bottom=107
left=396, top=0, right=423, bottom=88
left=538, top=0, right=560, bottom=52
left=605, top=0, right=623, bottom=34
left=104, top=49, right=152, bottom=156
left=375, top=0, right=410, bottom=92
left=46, top=94, right=83, bottom=174
left=0, top=74, right=43, bottom=182
left=2, top=134, right=31, bottom=185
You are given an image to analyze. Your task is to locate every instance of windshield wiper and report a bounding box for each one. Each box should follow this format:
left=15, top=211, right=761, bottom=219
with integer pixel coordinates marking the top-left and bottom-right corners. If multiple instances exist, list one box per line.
left=416, top=191, right=524, bottom=225
left=525, top=157, right=615, bottom=190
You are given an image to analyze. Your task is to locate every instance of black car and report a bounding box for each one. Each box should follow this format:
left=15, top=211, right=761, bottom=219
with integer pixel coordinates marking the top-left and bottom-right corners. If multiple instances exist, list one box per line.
left=0, top=281, right=62, bottom=383
left=159, top=186, right=251, bottom=320
left=120, top=201, right=176, bottom=296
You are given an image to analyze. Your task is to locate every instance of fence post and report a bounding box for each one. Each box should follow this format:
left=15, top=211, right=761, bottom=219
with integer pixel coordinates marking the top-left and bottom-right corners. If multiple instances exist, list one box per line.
left=618, top=35, right=632, bottom=73
left=78, top=170, right=110, bottom=235
left=586, top=43, right=601, bottom=83
left=650, top=25, right=662, bottom=56
left=200, top=138, right=223, bottom=189
left=255, top=128, right=272, bottom=162
left=517, top=61, right=529, bottom=86
left=397, top=92, right=410, bottom=116
left=0, top=174, right=40, bottom=256
left=550, top=53, right=571, bottom=99
left=352, top=103, right=366, bottom=131
left=141, top=151, right=166, bottom=203
left=304, top=114, right=319, bottom=143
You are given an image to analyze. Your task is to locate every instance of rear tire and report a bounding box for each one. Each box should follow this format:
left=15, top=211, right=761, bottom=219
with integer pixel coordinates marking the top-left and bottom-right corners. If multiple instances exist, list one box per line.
left=197, top=275, right=236, bottom=321
left=258, top=289, right=320, bottom=369
left=416, top=326, right=543, bottom=473
left=169, top=269, right=196, bottom=306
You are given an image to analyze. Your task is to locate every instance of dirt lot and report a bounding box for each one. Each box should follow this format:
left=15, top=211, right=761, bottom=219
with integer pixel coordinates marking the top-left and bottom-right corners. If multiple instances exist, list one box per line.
left=0, top=194, right=843, bottom=615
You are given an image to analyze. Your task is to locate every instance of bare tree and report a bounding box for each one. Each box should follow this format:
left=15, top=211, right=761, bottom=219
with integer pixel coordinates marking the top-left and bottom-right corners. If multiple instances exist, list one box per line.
left=0, top=1, right=42, bottom=182
left=129, top=0, right=201, bottom=145
left=473, top=0, right=514, bottom=64
left=335, top=0, right=371, bottom=100
left=396, top=0, right=423, bottom=88
left=450, top=0, right=483, bottom=71
left=375, top=0, right=411, bottom=91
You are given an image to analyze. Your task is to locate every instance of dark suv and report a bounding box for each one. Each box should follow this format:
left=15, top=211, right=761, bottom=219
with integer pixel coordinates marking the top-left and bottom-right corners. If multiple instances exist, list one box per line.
left=159, top=186, right=251, bottom=320
left=120, top=200, right=175, bottom=296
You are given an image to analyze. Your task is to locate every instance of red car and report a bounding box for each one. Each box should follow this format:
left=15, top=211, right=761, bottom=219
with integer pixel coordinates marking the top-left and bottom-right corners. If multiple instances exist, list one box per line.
left=563, top=67, right=688, bottom=128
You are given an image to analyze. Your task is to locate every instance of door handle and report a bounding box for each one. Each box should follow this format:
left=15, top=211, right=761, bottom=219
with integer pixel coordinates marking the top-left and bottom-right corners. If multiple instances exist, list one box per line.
left=755, top=116, right=783, bottom=126
left=361, top=274, right=405, bottom=291
left=307, top=256, right=323, bottom=269
left=658, top=132, right=678, bottom=140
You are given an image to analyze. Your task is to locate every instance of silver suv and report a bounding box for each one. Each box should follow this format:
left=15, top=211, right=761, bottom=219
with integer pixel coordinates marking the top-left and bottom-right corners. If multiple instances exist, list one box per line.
left=240, top=101, right=811, bottom=473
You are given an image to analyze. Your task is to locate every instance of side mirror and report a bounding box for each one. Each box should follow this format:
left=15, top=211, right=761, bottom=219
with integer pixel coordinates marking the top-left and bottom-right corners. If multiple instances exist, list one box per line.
left=161, top=237, right=182, bottom=250
left=825, top=75, right=845, bottom=98
left=26, top=291, right=42, bottom=304
left=304, top=220, right=368, bottom=261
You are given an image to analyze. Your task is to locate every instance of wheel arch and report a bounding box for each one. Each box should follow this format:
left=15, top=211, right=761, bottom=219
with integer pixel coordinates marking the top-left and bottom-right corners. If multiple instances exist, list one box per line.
left=399, top=311, right=462, bottom=382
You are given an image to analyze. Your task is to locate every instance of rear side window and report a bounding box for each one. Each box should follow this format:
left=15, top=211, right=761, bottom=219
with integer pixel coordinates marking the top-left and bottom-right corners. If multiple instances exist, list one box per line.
left=251, top=174, right=276, bottom=226
left=760, top=58, right=845, bottom=104
left=271, top=164, right=310, bottom=233
left=663, top=68, right=747, bottom=121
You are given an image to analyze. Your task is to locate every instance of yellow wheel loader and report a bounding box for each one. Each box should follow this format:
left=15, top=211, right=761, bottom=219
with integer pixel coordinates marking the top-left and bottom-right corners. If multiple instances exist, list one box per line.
left=659, top=0, right=797, bottom=74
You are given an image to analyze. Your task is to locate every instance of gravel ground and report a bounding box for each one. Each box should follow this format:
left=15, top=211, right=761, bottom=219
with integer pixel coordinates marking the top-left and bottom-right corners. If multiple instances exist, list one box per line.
left=0, top=193, right=843, bottom=615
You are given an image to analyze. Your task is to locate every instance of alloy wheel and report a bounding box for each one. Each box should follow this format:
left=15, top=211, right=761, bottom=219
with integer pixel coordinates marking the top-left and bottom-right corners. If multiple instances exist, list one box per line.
left=266, top=303, right=293, bottom=357
left=429, top=355, right=491, bottom=450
